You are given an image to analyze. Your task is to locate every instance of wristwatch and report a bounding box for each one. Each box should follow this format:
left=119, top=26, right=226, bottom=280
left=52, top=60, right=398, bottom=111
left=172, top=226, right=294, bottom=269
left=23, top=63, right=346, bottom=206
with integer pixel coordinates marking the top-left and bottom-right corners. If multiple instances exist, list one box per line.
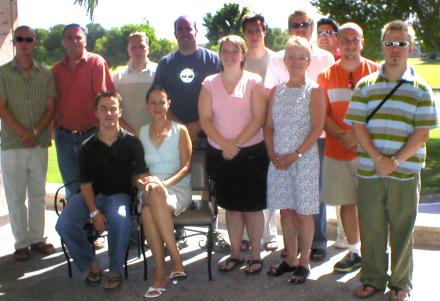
left=390, top=156, right=401, bottom=166
left=89, top=209, right=100, bottom=219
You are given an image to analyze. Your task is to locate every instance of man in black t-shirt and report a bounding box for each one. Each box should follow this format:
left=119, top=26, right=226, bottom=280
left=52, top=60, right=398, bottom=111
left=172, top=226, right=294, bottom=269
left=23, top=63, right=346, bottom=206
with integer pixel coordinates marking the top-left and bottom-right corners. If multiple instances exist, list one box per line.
left=56, top=92, right=149, bottom=289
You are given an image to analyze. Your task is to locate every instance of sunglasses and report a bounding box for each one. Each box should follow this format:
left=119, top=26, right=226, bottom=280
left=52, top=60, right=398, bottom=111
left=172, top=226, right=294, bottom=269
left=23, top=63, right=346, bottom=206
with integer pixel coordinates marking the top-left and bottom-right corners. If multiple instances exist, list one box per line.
left=15, top=36, right=35, bottom=43
left=382, top=41, right=410, bottom=48
left=318, top=30, right=337, bottom=37
left=289, top=21, right=312, bottom=29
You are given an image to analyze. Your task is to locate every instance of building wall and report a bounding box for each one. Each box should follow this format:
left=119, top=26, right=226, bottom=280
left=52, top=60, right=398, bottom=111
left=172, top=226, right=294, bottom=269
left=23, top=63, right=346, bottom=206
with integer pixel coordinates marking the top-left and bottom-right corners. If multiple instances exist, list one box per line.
left=0, top=0, right=17, bottom=66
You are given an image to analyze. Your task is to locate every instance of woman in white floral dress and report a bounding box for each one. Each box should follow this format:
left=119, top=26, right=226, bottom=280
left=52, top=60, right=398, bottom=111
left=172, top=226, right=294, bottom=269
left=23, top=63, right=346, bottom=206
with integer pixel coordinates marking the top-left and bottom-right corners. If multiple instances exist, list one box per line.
left=264, top=36, right=326, bottom=284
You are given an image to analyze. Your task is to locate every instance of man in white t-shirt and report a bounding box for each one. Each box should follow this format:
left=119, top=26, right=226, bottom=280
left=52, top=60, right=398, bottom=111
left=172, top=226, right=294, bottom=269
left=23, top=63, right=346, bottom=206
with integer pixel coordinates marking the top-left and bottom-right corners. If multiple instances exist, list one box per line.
left=264, top=9, right=334, bottom=261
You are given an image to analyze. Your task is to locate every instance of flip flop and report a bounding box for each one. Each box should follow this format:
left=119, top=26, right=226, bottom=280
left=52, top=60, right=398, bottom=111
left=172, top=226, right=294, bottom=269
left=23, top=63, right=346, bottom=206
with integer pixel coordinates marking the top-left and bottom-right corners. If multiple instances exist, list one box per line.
left=389, top=287, right=410, bottom=301
left=289, top=265, right=310, bottom=284
left=144, top=287, right=166, bottom=299
left=353, top=284, right=381, bottom=299
left=218, top=257, right=244, bottom=272
left=86, top=270, right=102, bottom=286
left=267, top=261, right=297, bottom=277
left=169, top=271, right=188, bottom=282
left=244, top=259, right=263, bottom=275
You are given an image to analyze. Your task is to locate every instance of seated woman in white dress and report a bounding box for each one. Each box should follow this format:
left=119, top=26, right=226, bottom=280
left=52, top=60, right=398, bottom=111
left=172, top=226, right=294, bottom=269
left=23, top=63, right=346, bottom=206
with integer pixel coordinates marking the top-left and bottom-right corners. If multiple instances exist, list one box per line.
left=138, top=85, right=192, bottom=299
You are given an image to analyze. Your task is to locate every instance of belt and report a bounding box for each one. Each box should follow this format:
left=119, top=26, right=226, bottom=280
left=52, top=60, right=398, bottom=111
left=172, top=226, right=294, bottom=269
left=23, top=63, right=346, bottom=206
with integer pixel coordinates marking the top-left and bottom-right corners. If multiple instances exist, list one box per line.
left=58, top=127, right=96, bottom=136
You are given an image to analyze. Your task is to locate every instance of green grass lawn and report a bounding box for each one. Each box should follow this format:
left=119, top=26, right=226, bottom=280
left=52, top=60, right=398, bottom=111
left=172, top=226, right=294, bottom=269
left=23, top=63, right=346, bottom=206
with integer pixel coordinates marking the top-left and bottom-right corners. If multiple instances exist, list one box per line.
left=409, top=58, right=440, bottom=89
left=47, top=143, right=62, bottom=184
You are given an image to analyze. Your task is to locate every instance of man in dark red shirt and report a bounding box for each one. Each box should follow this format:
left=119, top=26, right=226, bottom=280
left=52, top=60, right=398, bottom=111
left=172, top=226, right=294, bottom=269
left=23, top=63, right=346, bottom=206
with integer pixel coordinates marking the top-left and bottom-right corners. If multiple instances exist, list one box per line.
left=52, top=23, right=114, bottom=198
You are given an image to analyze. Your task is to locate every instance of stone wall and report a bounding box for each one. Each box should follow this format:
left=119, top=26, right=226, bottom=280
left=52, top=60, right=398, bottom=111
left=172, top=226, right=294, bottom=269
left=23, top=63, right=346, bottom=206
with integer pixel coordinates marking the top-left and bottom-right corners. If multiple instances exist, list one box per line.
left=0, top=0, right=17, bottom=66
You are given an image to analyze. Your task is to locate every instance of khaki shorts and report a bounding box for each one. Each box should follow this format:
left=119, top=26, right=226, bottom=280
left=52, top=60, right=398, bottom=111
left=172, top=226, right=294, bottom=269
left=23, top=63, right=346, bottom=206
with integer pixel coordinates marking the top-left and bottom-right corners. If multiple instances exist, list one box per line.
left=322, top=157, right=358, bottom=205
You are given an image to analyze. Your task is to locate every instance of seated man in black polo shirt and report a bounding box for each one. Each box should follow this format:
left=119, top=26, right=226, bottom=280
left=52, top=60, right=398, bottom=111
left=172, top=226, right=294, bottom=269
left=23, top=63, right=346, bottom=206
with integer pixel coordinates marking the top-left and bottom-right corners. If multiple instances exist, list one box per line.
left=56, top=92, right=150, bottom=290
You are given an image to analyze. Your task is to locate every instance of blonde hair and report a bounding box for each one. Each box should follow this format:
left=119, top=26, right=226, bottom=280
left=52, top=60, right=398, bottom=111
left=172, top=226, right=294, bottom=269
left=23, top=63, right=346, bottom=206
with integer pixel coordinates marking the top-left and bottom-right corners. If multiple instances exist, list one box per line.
left=284, top=35, right=312, bottom=61
left=381, top=20, right=415, bottom=45
left=218, top=35, right=247, bottom=68
left=127, top=32, right=149, bottom=44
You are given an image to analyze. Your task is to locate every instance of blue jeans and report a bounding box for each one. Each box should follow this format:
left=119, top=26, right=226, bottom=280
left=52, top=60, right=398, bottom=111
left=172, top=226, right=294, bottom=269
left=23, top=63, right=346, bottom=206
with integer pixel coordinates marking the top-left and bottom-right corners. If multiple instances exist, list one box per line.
left=312, top=138, right=328, bottom=249
left=55, top=193, right=131, bottom=274
left=54, top=128, right=94, bottom=199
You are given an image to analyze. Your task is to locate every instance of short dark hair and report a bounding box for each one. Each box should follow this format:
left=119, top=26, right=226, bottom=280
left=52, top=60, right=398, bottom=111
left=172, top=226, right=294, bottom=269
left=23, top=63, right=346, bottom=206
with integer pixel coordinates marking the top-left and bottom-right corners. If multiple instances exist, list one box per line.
left=317, top=17, right=340, bottom=33
left=94, top=92, right=122, bottom=109
left=14, top=25, right=36, bottom=39
left=63, top=23, right=88, bottom=38
left=146, top=85, right=171, bottom=103
left=241, top=13, right=266, bottom=32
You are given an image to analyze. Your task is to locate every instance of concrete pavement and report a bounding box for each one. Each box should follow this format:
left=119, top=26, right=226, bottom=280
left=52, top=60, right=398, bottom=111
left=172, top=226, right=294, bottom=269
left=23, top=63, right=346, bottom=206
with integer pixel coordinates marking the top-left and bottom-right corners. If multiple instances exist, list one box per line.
left=1, top=206, right=440, bottom=300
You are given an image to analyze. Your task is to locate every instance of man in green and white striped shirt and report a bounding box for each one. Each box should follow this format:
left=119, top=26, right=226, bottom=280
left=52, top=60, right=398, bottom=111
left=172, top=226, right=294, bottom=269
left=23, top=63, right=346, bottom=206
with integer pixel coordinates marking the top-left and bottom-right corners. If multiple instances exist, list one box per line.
left=345, top=20, right=439, bottom=301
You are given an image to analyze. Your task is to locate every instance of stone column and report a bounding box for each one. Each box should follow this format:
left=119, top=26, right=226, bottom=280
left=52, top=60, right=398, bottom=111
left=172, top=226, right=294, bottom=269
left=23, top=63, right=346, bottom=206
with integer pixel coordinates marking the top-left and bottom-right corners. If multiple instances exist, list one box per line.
left=0, top=0, right=17, bottom=66
left=0, top=0, right=17, bottom=213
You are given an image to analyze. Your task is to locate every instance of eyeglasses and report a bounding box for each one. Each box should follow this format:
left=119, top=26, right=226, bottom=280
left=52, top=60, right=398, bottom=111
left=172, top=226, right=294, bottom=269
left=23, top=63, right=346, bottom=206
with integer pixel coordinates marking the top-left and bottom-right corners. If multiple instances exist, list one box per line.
left=318, top=30, right=337, bottom=37
left=289, top=21, right=312, bottom=29
left=15, top=36, right=35, bottom=43
left=382, top=41, right=410, bottom=48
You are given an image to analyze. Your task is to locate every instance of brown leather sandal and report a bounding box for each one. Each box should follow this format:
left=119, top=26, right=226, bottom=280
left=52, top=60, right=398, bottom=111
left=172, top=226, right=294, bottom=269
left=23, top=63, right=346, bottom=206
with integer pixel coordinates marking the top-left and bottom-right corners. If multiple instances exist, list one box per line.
left=14, top=247, right=31, bottom=261
left=31, top=242, right=56, bottom=255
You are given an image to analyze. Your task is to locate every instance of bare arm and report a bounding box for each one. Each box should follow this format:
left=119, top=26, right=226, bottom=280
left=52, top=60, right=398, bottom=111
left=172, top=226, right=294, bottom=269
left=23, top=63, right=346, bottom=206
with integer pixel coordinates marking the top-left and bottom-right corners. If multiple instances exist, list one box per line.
left=80, top=182, right=107, bottom=232
left=325, top=115, right=357, bottom=150
left=0, top=97, right=29, bottom=140
left=163, top=125, right=192, bottom=187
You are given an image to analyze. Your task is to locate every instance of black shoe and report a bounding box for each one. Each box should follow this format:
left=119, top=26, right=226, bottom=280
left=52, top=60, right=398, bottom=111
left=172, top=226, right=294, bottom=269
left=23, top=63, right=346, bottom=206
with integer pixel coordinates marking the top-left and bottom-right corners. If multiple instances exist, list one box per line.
left=310, top=248, right=327, bottom=261
left=334, top=252, right=361, bottom=273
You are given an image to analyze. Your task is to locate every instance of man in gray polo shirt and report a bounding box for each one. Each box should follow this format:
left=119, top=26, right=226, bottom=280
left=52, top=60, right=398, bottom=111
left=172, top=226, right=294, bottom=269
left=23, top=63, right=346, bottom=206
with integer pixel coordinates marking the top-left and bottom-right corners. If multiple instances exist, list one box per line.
left=0, top=26, right=56, bottom=261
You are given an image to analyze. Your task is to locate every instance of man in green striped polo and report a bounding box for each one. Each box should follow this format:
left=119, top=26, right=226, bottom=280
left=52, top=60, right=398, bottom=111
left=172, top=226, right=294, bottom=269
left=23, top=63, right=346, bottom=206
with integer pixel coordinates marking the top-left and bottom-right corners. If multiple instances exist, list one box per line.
left=345, top=20, right=439, bottom=301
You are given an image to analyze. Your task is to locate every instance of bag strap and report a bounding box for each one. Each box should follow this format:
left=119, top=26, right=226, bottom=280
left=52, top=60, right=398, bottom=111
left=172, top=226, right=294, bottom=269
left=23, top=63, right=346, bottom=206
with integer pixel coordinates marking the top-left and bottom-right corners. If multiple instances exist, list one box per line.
left=366, top=79, right=406, bottom=123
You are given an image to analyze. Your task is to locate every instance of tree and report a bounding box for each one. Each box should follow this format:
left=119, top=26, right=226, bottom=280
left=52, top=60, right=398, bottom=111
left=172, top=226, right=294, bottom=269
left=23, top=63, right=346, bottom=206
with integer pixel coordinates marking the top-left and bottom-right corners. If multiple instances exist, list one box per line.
left=86, top=23, right=107, bottom=50
left=203, top=3, right=250, bottom=47
left=94, top=24, right=177, bottom=67
left=265, top=27, right=289, bottom=52
left=311, top=0, right=440, bottom=59
left=73, top=0, right=98, bottom=21
left=35, top=24, right=65, bottom=66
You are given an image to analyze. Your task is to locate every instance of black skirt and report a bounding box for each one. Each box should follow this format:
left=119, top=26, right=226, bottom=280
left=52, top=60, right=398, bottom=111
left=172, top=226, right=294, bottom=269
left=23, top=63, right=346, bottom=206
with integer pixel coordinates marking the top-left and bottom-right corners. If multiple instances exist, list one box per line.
left=206, top=141, right=269, bottom=212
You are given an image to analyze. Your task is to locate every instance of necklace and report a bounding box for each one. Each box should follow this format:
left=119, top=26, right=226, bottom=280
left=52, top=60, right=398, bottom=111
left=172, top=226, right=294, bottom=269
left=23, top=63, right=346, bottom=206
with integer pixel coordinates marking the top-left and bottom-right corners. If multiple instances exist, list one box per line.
left=151, top=121, right=170, bottom=145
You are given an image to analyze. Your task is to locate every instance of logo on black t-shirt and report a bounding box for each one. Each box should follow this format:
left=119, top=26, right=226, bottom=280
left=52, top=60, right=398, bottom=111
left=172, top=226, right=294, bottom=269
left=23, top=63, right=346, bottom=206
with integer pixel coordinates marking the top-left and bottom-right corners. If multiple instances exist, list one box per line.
left=180, top=68, right=195, bottom=84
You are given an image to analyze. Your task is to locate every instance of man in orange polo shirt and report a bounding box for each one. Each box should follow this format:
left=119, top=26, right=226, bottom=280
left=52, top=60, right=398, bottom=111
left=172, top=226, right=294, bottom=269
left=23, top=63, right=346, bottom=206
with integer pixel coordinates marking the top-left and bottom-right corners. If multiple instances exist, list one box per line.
left=53, top=24, right=114, bottom=198
left=317, top=23, right=378, bottom=273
